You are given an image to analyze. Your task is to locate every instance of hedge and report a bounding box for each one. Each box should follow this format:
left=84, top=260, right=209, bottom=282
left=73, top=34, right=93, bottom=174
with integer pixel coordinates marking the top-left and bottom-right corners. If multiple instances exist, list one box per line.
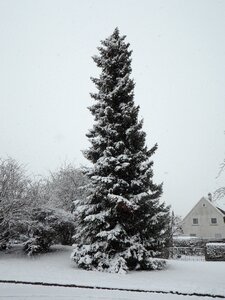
left=205, top=243, right=225, bottom=261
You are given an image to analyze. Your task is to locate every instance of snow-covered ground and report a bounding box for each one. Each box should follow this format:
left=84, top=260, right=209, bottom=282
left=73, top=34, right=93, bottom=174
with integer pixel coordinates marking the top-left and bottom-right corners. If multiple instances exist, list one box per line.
left=0, top=245, right=224, bottom=299
left=0, top=284, right=215, bottom=300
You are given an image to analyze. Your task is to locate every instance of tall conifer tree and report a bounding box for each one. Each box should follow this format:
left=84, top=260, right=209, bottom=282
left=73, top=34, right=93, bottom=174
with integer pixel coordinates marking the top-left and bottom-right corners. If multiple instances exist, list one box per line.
left=72, top=28, right=170, bottom=273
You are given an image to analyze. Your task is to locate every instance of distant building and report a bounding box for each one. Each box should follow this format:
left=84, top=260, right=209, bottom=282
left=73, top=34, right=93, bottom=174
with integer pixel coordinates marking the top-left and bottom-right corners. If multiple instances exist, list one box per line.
left=182, top=195, right=225, bottom=239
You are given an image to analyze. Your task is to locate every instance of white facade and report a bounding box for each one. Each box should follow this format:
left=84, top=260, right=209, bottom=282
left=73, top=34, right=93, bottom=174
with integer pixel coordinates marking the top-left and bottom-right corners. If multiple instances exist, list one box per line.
left=182, top=197, right=225, bottom=239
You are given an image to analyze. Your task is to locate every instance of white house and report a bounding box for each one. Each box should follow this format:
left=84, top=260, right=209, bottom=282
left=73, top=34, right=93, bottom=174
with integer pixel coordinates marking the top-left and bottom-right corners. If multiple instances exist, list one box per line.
left=182, top=196, right=225, bottom=239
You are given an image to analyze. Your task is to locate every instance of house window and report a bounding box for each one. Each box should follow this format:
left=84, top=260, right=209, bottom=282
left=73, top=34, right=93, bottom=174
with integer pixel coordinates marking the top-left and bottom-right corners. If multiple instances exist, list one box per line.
left=211, top=218, right=217, bottom=225
left=190, top=233, right=196, bottom=237
left=193, top=218, right=198, bottom=225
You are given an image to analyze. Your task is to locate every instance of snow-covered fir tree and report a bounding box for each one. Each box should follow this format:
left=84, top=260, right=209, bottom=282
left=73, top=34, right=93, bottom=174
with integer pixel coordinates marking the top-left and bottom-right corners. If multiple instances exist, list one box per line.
left=72, top=28, right=170, bottom=273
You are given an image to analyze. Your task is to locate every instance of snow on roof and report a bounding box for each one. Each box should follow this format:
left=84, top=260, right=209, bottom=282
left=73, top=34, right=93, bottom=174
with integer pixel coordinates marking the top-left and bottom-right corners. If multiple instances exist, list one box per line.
left=173, top=236, right=198, bottom=240
left=217, top=207, right=225, bottom=215
left=213, top=199, right=225, bottom=215
left=206, top=197, right=225, bottom=216
left=206, top=242, right=225, bottom=247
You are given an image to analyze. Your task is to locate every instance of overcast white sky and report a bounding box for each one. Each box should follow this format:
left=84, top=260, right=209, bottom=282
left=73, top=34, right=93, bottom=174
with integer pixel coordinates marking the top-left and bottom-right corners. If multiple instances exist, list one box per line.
left=0, top=0, right=225, bottom=216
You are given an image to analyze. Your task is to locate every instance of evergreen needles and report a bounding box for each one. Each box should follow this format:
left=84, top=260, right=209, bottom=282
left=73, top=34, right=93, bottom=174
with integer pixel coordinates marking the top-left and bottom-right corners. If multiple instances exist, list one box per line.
left=72, top=28, right=170, bottom=273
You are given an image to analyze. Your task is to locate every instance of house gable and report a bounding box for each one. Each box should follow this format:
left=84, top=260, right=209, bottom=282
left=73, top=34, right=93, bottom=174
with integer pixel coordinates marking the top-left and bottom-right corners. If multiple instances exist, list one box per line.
left=183, top=197, right=225, bottom=223
left=182, top=197, right=225, bottom=239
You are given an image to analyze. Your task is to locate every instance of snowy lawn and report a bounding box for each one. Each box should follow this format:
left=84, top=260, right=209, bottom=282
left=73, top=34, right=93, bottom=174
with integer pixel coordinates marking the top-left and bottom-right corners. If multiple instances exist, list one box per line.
left=0, top=245, right=224, bottom=298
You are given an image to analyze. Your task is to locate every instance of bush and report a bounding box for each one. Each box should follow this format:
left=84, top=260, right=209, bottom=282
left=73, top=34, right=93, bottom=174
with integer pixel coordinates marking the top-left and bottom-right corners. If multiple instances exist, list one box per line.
left=23, top=224, right=55, bottom=256
left=23, top=207, right=75, bottom=255
left=205, top=243, right=225, bottom=261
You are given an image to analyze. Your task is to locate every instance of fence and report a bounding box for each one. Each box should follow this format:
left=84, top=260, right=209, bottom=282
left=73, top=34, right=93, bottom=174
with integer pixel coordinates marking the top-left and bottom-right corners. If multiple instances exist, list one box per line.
left=169, top=246, right=205, bottom=261
left=169, top=237, right=225, bottom=261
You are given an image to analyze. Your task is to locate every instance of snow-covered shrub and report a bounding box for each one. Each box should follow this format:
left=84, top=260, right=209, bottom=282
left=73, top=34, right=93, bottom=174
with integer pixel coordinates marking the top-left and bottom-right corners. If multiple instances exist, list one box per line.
left=24, top=207, right=75, bottom=255
left=23, top=224, right=54, bottom=256
left=205, top=243, right=225, bottom=261
left=46, top=208, right=75, bottom=245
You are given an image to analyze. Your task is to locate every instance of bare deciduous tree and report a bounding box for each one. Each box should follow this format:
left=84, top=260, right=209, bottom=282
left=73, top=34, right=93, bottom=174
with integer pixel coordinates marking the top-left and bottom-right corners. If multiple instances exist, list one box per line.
left=44, top=163, right=89, bottom=212
left=214, top=138, right=225, bottom=201
left=0, top=157, right=30, bottom=248
left=0, top=157, right=29, bottom=201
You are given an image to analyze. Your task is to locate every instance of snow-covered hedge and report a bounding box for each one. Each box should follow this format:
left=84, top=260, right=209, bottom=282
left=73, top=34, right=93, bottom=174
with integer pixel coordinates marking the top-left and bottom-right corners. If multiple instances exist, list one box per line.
left=205, top=243, right=225, bottom=261
left=173, top=236, right=206, bottom=248
left=170, top=236, right=206, bottom=258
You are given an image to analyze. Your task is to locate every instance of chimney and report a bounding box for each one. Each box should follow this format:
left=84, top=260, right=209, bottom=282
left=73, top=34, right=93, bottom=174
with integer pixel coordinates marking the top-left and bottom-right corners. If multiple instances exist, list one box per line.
left=208, top=192, right=212, bottom=202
